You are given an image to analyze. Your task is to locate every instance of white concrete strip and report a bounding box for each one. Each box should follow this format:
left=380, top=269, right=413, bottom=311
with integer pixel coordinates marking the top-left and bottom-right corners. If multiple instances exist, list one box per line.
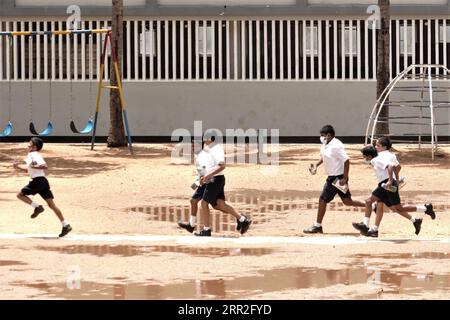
left=0, top=234, right=448, bottom=245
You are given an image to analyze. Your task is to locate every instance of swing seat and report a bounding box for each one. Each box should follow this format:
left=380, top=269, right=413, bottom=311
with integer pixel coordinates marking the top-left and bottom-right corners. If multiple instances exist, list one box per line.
left=70, top=118, right=94, bottom=134
left=0, top=121, right=13, bottom=137
left=29, top=121, right=53, bottom=136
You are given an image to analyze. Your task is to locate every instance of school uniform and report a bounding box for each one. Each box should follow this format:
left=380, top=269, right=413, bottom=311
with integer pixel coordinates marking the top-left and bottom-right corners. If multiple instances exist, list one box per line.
left=319, top=137, right=352, bottom=203
left=21, top=151, right=54, bottom=199
left=191, top=149, right=211, bottom=200
left=201, top=143, right=226, bottom=207
left=370, top=150, right=401, bottom=207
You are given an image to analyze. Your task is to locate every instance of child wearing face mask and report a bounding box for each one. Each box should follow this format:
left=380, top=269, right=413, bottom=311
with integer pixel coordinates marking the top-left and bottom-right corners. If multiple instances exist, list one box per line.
left=304, top=125, right=366, bottom=234
left=352, top=138, right=436, bottom=237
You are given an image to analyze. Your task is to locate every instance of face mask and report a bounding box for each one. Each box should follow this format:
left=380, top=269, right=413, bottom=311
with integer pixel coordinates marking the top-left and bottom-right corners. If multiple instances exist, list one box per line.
left=320, top=136, right=327, bottom=144
left=364, top=159, right=371, bottom=165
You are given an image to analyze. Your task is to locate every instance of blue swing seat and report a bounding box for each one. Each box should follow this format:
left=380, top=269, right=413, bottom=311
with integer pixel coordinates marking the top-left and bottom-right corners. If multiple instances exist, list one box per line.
left=0, top=121, right=13, bottom=137
left=70, top=118, right=94, bottom=134
left=29, top=121, right=53, bottom=136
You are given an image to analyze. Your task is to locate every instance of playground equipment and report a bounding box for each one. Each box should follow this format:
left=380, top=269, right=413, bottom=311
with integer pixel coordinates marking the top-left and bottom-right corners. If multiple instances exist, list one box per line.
left=28, top=79, right=54, bottom=136
left=365, top=64, right=450, bottom=160
left=0, top=36, right=14, bottom=137
left=69, top=78, right=94, bottom=134
left=0, top=29, right=133, bottom=154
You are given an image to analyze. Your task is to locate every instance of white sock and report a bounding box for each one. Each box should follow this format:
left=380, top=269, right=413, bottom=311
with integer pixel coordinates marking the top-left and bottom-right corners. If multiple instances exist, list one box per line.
left=62, top=221, right=69, bottom=227
left=189, top=216, right=197, bottom=226
left=31, top=202, right=40, bottom=208
left=203, top=226, right=211, bottom=231
left=314, top=223, right=322, bottom=227
left=239, top=214, right=246, bottom=222
left=363, top=217, right=370, bottom=226
left=410, top=217, right=416, bottom=223
left=416, top=205, right=426, bottom=213
left=371, top=225, right=379, bottom=231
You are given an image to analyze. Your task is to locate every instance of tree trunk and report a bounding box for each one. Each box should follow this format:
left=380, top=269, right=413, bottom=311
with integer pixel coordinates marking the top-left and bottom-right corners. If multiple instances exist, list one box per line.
left=107, top=0, right=126, bottom=148
left=375, top=0, right=390, bottom=136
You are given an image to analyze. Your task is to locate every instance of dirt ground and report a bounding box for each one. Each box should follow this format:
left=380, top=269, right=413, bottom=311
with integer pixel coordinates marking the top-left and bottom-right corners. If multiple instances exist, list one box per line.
left=0, top=142, right=449, bottom=300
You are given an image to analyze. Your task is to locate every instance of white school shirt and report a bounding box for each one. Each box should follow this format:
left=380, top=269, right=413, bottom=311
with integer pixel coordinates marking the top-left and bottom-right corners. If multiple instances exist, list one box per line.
left=206, top=143, right=225, bottom=177
left=25, top=151, right=46, bottom=179
left=370, top=150, right=400, bottom=183
left=194, top=150, right=211, bottom=177
left=320, top=137, right=349, bottom=176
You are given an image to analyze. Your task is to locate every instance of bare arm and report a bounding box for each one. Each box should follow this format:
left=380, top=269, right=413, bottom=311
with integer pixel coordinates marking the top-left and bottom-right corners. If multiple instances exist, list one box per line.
left=340, top=159, right=350, bottom=185
left=201, top=163, right=225, bottom=185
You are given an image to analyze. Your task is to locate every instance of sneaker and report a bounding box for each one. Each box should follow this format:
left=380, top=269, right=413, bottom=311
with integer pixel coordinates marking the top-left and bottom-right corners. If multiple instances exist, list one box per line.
left=59, top=224, right=72, bottom=238
left=352, top=222, right=369, bottom=233
left=30, top=205, right=44, bottom=219
left=237, top=217, right=252, bottom=235
left=413, top=218, right=422, bottom=235
left=236, top=213, right=248, bottom=232
left=177, top=221, right=195, bottom=233
left=194, top=229, right=211, bottom=237
left=362, top=229, right=378, bottom=238
left=424, top=204, right=435, bottom=220
left=303, top=225, right=323, bottom=234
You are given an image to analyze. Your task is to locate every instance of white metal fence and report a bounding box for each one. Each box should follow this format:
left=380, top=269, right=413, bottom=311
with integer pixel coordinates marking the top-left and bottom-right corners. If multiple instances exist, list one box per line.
left=0, top=18, right=448, bottom=81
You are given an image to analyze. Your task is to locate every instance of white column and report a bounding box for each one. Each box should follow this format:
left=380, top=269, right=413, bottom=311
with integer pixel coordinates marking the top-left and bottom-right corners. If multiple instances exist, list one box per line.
left=325, top=20, right=330, bottom=80
left=295, top=20, right=299, bottom=80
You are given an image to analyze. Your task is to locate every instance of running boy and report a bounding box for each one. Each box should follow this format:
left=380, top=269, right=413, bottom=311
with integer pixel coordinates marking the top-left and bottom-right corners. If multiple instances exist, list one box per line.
left=353, top=137, right=435, bottom=237
left=14, top=137, right=72, bottom=237
left=177, top=140, right=210, bottom=233
left=193, top=131, right=252, bottom=237
left=304, top=125, right=366, bottom=234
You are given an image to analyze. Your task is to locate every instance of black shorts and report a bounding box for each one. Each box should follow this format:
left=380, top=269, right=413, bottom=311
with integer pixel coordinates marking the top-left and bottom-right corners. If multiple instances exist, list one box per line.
left=320, top=175, right=352, bottom=203
left=372, top=179, right=400, bottom=207
left=201, top=175, right=225, bottom=207
left=21, top=177, right=54, bottom=200
left=192, top=184, right=206, bottom=200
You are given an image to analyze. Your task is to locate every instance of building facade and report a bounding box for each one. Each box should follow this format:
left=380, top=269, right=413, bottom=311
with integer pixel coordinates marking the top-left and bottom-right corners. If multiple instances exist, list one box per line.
left=0, top=0, right=449, bottom=139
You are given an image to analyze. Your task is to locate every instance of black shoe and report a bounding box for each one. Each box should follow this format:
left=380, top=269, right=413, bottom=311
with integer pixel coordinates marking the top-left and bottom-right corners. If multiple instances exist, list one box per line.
left=194, top=229, right=211, bottom=237
left=237, top=217, right=252, bottom=235
left=177, top=221, right=195, bottom=233
left=236, top=213, right=248, bottom=232
left=59, top=224, right=72, bottom=238
left=303, top=225, right=323, bottom=234
left=30, top=205, right=44, bottom=219
left=424, top=204, right=435, bottom=220
left=352, top=222, right=369, bottom=233
left=413, top=218, right=422, bottom=235
left=363, top=229, right=378, bottom=238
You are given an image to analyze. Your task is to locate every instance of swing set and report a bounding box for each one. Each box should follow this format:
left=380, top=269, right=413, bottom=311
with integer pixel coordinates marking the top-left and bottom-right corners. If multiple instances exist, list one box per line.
left=0, top=29, right=133, bottom=154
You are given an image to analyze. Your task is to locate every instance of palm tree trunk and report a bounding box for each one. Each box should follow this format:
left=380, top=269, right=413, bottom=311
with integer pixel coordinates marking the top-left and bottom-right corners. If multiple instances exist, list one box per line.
left=375, top=0, right=390, bottom=136
left=107, top=0, right=126, bottom=147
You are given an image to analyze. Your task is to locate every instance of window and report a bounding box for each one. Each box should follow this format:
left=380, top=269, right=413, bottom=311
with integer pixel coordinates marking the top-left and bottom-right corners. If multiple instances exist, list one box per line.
left=439, top=25, right=450, bottom=43
left=197, top=25, right=213, bottom=56
left=305, top=25, right=318, bottom=56
left=139, top=29, right=156, bottom=56
left=399, top=25, right=413, bottom=55
left=344, top=26, right=357, bottom=56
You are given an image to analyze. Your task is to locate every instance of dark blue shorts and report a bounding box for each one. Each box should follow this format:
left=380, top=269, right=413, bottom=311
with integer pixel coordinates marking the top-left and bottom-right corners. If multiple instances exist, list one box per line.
left=372, top=179, right=400, bottom=207
left=192, top=175, right=225, bottom=207
left=320, top=175, right=352, bottom=203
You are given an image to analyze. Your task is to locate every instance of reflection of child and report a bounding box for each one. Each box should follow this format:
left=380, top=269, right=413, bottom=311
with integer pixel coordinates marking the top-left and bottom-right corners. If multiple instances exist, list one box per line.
left=353, top=137, right=436, bottom=238
left=14, top=137, right=72, bottom=237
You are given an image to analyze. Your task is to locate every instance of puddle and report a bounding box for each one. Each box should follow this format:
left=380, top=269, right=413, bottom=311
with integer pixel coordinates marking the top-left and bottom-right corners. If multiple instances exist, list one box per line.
left=127, top=189, right=450, bottom=231
left=353, top=252, right=449, bottom=260
left=34, top=245, right=273, bottom=258
left=0, top=260, right=27, bottom=266
left=14, top=266, right=449, bottom=299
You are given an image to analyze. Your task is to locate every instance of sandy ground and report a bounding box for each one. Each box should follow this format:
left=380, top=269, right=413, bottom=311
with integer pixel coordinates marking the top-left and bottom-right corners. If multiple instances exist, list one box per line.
left=0, top=142, right=449, bottom=300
